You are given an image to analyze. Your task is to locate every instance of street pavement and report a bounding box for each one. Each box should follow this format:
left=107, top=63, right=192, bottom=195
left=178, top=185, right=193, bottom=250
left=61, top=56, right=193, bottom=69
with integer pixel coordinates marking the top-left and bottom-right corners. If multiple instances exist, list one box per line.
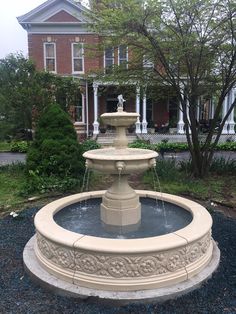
left=0, top=151, right=235, bottom=166
left=162, top=151, right=236, bottom=163
left=0, top=152, right=26, bottom=165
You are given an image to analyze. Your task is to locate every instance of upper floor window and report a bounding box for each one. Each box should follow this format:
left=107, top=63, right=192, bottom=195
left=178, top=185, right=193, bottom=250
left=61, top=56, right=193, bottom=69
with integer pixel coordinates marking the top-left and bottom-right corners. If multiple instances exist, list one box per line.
left=118, top=45, right=128, bottom=68
left=72, top=43, right=84, bottom=73
left=44, top=43, right=56, bottom=72
left=104, top=47, right=114, bottom=74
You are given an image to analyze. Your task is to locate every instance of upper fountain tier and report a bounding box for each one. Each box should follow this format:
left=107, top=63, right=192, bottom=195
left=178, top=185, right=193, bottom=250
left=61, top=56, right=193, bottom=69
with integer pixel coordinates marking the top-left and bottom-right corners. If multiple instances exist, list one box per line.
left=101, top=94, right=139, bottom=128
left=101, top=108, right=139, bottom=127
left=83, top=100, right=158, bottom=174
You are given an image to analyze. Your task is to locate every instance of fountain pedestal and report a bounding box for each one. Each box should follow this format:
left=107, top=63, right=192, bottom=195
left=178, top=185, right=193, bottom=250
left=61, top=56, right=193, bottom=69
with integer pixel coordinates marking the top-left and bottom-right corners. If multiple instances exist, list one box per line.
left=101, top=175, right=141, bottom=227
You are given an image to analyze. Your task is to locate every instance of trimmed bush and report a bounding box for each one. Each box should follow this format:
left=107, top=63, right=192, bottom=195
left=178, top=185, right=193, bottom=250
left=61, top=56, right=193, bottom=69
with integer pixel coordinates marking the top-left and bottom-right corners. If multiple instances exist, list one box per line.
left=81, top=139, right=101, bottom=153
left=26, top=104, right=84, bottom=193
left=10, top=141, right=28, bottom=153
left=129, top=140, right=156, bottom=150
left=129, top=140, right=236, bottom=152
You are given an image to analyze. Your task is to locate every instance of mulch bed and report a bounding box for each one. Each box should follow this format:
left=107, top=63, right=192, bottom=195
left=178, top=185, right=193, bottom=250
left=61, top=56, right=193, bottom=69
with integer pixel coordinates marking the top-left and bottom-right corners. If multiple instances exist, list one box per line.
left=0, top=207, right=236, bottom=314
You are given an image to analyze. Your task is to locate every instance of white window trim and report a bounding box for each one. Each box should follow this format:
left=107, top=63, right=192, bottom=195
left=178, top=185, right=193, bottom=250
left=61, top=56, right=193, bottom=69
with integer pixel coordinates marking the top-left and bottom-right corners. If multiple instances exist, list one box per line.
left=118, top=46, right=128, bottom=68
left=43, top=42, right=57, bottom=73
left=104, top=47, right=114, bottom=73
left=74, top=93, right=85, bottom=124
left=72, top=43, right=84, bottom=74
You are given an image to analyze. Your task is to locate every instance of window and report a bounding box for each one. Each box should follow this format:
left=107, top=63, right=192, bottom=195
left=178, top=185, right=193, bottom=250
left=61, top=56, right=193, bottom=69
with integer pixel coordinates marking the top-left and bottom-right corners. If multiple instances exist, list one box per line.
left=44, top=43, right=56, bottom=72
left=72, top=43, right=84, bottom=73
left=118, top=45, right=128, bottom=68
left=104, top=47, right=114, bottom=73
left=74, top=94, right=84, bottom=123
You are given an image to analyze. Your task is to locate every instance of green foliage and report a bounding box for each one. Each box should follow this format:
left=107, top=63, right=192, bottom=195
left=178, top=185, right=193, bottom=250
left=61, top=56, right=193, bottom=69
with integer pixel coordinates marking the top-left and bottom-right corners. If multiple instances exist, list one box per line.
left=179, top=157, right=236, bottom=176
left=20, top=170, right=79, bottom=195
left=209, top=157, right=236, bottom=175
left=26, top=104, right=84, bottom=193
left=91, top=0, right=236, bottom=178
left=129, top=139, right=156, bottom=150
left=130, top=140, right=236, bottom=153
left=0, top=141, right=11, bottom=151
left=0, top=54, right=37, bottom=138
left=156, top=142, right=188, bottom=152
left=155, top=158, right=180, bottom=181
left=0, top=53, right=82, bottom=140
left=81, top=139, right=101, bottom=153
left=10, top=141, right=28, bottom=153
left=0, top=163, right=26, bottom=210
left=215, top=142, right=236, bottom=151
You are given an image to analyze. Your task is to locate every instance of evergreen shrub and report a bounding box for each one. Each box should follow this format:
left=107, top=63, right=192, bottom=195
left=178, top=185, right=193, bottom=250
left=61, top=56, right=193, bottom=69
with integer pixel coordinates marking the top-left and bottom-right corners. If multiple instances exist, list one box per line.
left=26, top=104, right=84, bottom=193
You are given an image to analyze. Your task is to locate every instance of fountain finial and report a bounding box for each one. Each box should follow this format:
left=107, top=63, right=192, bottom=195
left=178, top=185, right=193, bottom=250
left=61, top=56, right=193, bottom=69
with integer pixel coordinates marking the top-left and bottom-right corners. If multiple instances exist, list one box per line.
left=117, top=94, right=126, bottom=112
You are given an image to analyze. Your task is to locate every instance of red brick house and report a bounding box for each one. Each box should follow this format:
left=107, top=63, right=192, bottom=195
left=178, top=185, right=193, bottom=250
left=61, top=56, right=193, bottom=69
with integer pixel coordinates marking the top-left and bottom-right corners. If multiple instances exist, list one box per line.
left=17, top=0, right=235, bottom=138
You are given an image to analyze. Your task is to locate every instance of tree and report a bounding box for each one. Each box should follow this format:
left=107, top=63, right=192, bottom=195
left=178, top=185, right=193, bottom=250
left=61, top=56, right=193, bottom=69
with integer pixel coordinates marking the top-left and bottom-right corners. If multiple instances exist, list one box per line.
left=91, top=0, right=236, bottom=177
left=26, top=103, right=84, bottom=193
left=0, top=53, right=82, bottom=140
left=0, top=54, right=38, bottom=140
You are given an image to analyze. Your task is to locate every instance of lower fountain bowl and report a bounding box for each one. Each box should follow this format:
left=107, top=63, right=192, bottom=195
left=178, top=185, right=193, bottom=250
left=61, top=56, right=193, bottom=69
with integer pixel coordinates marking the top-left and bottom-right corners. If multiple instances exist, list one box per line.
left=24, top=190, right=219, bottom=295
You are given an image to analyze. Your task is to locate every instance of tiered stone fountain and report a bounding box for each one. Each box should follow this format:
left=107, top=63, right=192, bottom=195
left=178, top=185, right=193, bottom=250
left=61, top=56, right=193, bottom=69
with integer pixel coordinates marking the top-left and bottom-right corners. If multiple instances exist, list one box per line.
left=23, top=95, right=220, bottom=301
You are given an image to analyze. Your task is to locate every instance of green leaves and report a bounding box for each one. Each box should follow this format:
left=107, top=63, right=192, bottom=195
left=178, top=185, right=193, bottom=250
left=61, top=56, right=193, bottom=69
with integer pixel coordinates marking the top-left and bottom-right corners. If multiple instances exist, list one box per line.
left=26, top=104, right=84, bottom=187
left=0, top=54, right=82, bottom=140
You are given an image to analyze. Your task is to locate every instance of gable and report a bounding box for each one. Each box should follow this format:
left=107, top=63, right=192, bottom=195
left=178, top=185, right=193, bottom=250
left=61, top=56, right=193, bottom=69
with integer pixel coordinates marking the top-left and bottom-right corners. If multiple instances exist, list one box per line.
left=45, top=10, right=82, bottom=22
left=17, top=0, right=91, bottom=24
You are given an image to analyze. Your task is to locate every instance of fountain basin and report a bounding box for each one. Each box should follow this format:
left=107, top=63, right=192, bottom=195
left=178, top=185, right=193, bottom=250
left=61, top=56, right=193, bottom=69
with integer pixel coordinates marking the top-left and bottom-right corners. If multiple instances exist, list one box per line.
left=101, top=111, right=139, bottom=127
left=33, top=190, right=213, bottom=291
left=83, top=148, right=158, bottom=174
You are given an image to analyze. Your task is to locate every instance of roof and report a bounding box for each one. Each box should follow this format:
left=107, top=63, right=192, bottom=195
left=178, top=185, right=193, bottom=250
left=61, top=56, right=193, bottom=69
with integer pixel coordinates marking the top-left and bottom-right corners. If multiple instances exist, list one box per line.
left=17, top=0, right=91, bottom=27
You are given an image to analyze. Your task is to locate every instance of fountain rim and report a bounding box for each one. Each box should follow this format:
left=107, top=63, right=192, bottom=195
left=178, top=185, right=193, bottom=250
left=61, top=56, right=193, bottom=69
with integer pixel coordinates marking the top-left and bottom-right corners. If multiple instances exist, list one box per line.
left=83, top=148, right=158, bottom=160
left=101, top=111, right=139, bottom=118
left=34, top=190, right=212, bottom=254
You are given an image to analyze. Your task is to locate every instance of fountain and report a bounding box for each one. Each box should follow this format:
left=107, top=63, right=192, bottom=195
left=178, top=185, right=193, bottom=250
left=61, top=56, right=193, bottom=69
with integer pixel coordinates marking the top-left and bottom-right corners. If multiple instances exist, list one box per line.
left=23, top=95, right=220, bottom=301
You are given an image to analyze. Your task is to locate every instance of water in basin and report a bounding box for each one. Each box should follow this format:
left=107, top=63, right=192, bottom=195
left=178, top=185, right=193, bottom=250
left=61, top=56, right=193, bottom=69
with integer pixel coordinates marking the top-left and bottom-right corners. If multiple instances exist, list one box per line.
left=54, top=197, right=192, bottom=239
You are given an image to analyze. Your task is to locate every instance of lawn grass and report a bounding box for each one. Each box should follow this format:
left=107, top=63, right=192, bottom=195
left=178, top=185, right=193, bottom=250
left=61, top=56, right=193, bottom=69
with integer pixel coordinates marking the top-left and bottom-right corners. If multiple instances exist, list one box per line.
left=0, top=141, right=11, bottom=151
left=143, top=170, right=236, bottom=206
left=0, top=162, right=235, bottom=217
left=0, top=164, right=26, bottom=213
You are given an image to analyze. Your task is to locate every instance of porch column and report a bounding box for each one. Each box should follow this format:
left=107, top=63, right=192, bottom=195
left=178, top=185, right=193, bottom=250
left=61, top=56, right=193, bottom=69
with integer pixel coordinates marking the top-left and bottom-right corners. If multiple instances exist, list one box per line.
left=135, top=85, right=141, bottom=134
left=228, top=88, right=235, bottom=135
left=196, top=97, right=200, bottom=121
left=142, top=91, right=147, bottom=133
left=177, top=91, right=185, bottom=134
left=222, top=93, right=229, bottom=134
left=210, top=98, right=215, bottom=119
left=186, top=99, right=191, bottom=134
left=93, top=82, right=99, bottom=135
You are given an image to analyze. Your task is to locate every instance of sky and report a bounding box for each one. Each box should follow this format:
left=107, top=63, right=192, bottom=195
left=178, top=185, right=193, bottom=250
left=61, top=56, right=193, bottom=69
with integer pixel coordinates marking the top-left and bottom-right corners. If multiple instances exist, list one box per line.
left=0, top=0, right=88, bottom=59
left=0, top=1, right=47, bottom=59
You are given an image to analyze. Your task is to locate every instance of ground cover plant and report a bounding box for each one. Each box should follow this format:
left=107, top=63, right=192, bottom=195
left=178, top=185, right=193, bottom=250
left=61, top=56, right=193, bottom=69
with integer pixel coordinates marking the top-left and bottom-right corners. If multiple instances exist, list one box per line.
left=0, top=141, right=11, bottom=152
left=0, top=163, right=26, bottom=216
